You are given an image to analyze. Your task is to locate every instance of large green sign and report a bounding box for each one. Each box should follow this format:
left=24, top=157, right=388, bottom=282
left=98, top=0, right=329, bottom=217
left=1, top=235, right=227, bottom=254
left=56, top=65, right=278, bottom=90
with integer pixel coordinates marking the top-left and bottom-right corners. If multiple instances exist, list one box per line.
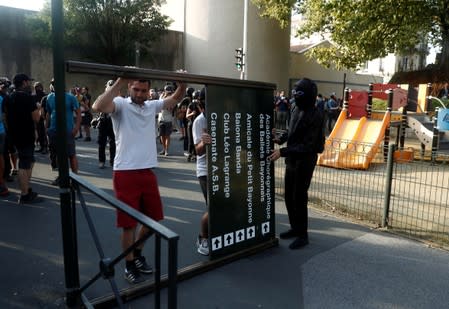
left=206, top=85, right=275, bottom=259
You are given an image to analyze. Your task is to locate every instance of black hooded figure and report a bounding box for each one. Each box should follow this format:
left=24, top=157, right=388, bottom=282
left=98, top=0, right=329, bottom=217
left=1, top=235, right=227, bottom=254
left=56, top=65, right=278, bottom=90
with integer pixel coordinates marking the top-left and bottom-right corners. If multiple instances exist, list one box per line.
left=269, top=78, right=325, bottom=249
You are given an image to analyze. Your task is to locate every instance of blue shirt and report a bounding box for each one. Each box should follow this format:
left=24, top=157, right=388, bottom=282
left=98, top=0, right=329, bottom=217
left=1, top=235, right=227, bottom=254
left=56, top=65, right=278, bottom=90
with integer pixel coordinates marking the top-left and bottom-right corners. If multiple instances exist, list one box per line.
left=0, top=96, right=5, bottom=134
left=46, top=92, right=79, bottom=131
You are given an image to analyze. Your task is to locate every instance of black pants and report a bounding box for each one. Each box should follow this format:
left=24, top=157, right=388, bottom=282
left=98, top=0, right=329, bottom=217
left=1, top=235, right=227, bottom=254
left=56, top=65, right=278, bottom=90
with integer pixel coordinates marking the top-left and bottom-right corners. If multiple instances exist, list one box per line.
left=284, top=153, right=318, bottom=237
left=36, top=117, right=47, bottom=149
left=98, top=119, right=115, bottom=165
left=187, top=121, right=196, bottom=156
left=3, top=133, right=12, bottom=178
left=326, top=111, right=338, bottom=133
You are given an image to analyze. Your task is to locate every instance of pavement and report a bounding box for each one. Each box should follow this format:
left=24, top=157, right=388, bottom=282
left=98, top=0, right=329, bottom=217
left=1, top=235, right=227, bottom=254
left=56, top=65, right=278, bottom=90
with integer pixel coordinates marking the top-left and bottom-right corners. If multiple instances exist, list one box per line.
left=2, top=130, right=449, bottom=309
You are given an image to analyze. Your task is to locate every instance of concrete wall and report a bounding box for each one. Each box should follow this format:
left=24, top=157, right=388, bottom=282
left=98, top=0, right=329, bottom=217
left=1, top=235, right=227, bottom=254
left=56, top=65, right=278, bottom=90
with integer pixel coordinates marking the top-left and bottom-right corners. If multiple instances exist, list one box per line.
left=183, top=0, right=290, bottom=90
left=0, top=6, right=184, bottom=98
left=289, top=50, right=383, bottom=99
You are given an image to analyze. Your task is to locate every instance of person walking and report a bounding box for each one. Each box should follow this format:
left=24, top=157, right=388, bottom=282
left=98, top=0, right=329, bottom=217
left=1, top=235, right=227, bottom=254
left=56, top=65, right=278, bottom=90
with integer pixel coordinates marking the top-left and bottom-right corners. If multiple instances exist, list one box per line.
left=268, top=78, right=325, bottom=249
left=6, top=74, right=42, bottom=204
left=92, top=78, right=185, bottom=284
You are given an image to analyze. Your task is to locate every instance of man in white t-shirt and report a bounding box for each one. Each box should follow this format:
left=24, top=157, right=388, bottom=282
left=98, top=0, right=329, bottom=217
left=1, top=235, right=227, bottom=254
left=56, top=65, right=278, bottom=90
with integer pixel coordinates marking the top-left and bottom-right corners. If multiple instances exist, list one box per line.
left=192, top=89, right=211, bottom=255
left=93, top=78, right=185, bottom=284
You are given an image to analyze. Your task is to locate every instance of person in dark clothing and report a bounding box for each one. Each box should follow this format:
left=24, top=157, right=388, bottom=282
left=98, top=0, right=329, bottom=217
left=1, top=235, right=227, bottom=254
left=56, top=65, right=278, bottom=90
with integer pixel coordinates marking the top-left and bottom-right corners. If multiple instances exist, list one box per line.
left=186, top=97, right=201, bottom=162
left=94, top=80, right=116, bottom=169
left=32, top=82, right=48, bottom=154
left=268, top=78, right=325, bottom=249
left=438, top=82, right=449, bottom=99
left=7, top=73, right=42, bottom=204
left=325, top=93, right=339, bottom=133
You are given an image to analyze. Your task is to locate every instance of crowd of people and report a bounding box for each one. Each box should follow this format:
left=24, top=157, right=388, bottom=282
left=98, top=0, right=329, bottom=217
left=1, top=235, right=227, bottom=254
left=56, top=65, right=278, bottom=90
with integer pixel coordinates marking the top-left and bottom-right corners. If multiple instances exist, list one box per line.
left=274, top=89, right=342, bottom=134
left=0, top=73, right=210, bottom=284
left=1, top=72, right=325, bottom=285
left=0, top=75, right=93, bottom=197
left=0, top=75, right=204, bottom=201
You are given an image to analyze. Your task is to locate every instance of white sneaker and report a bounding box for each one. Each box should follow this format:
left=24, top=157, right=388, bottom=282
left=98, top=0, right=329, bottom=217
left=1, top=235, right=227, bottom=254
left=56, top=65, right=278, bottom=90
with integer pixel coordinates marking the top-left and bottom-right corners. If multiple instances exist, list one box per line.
left=196, top=236, right=209, bottom=256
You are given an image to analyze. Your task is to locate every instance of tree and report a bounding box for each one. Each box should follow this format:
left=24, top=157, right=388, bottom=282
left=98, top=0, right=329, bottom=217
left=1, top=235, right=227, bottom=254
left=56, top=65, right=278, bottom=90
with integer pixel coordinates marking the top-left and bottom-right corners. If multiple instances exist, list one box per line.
left=27, top=0, right=171, bottom=65
left=252, top=0, right=449, bottom=71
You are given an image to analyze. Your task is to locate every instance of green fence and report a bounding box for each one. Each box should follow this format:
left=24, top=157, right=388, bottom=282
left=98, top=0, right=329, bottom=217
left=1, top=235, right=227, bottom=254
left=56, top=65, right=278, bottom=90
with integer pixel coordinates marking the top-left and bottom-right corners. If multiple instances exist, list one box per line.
left=274, top=140, right=449, bottom=247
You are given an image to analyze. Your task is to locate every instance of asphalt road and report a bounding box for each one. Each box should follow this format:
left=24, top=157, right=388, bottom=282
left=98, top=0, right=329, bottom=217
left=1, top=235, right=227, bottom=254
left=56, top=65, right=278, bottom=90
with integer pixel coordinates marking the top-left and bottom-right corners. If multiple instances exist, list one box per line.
left=1, top=130, right=449, bottom=309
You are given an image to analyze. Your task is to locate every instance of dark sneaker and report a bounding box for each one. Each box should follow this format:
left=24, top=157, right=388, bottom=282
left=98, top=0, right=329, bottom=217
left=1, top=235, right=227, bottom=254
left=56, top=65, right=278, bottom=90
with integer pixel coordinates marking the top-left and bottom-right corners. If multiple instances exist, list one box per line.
left=134, top=256, right=153, bottom=274
left=124, top=264, right=145, bottom=284
left=18, top=191, right=43, bottom=204
left=279, top=229, right=298, bottom=239
left=289, top=237, right=309, bottom=250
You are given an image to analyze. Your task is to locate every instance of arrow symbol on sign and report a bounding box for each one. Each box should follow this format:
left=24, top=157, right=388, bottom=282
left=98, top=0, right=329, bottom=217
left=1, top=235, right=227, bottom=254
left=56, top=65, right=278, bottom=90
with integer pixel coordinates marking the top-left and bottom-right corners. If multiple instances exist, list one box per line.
left=226, top=234, right=232, bottom=244
left=237, top=231, right=243, bottom=240
left=248, top=228, right=254, bottom=237
left=263, top=224, right=268, bottom=233
left=214, top=238, right=221, bottom=248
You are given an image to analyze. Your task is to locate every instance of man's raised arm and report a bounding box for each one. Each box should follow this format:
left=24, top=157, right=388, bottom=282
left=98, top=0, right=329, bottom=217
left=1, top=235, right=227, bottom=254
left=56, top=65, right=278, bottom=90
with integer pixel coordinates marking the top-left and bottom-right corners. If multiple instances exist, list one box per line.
left=163, top=82, right=187, bottom=110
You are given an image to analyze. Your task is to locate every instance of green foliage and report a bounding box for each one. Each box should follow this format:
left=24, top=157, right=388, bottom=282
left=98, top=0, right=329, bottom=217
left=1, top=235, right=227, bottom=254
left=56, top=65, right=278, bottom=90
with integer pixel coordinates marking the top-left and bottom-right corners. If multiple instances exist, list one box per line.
left=26, top=0, right=171, bottom=65
left=251, top=0, right=297, bottom=28
left=372, top=98, right=387, bottom=111
left=252, top=0, right=449, bottom=70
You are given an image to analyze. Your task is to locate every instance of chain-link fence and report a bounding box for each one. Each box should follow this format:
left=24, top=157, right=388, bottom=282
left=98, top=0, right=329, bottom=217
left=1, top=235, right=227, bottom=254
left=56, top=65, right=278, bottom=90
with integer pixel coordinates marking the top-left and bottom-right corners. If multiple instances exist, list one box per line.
left=274, top=140, right=449, bottom=247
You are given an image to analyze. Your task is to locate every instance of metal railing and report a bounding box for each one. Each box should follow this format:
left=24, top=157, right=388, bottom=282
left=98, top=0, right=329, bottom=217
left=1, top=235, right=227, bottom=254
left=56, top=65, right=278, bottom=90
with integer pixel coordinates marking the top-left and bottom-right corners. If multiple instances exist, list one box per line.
left=388, top=150, right=449, bottom=244
left=69, top=173, right=179, bottom=309
left=274, top=140, right=449, bottom=247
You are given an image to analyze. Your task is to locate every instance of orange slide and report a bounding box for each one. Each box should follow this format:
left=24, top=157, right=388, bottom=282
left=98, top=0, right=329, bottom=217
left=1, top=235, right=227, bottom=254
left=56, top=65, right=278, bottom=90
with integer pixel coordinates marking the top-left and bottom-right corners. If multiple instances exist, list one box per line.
left=318, top=109, right=391, bottom=169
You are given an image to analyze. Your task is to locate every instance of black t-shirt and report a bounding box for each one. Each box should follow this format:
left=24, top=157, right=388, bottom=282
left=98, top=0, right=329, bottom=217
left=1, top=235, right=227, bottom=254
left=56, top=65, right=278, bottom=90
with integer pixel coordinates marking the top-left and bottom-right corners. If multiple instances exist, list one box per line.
left=7, top=90, right=37, bottom=147
left=187, top=101, right=200, bottom=124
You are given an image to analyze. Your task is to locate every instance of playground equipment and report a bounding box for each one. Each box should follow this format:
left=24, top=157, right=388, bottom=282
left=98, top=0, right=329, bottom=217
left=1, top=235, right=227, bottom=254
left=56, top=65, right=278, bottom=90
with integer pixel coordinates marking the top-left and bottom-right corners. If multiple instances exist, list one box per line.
left=398, top=84, right=449, bottom=158
left=320, top=82, right=449, bottom=167
left=318, top=86, right=392, bottom=170
left=406, top=107, right=449, bottom=154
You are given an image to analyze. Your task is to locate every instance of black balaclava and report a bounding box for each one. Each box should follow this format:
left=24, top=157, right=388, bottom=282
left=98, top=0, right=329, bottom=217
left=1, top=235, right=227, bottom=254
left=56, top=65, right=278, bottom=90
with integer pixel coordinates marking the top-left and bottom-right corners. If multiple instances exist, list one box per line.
left=293, top=78, right=317, bottom=110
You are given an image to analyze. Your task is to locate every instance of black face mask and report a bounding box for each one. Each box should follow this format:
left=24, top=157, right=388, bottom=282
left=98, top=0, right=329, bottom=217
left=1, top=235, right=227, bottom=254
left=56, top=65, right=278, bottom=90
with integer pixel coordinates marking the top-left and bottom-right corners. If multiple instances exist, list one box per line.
left=292, top=78, right=317, bottom=110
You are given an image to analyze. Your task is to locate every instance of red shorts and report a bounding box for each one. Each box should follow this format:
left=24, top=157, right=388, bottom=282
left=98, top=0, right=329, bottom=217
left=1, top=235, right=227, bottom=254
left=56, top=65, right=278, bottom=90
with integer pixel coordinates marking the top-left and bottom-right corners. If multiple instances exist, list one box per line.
left=113, top=169, right=164, bottom=228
